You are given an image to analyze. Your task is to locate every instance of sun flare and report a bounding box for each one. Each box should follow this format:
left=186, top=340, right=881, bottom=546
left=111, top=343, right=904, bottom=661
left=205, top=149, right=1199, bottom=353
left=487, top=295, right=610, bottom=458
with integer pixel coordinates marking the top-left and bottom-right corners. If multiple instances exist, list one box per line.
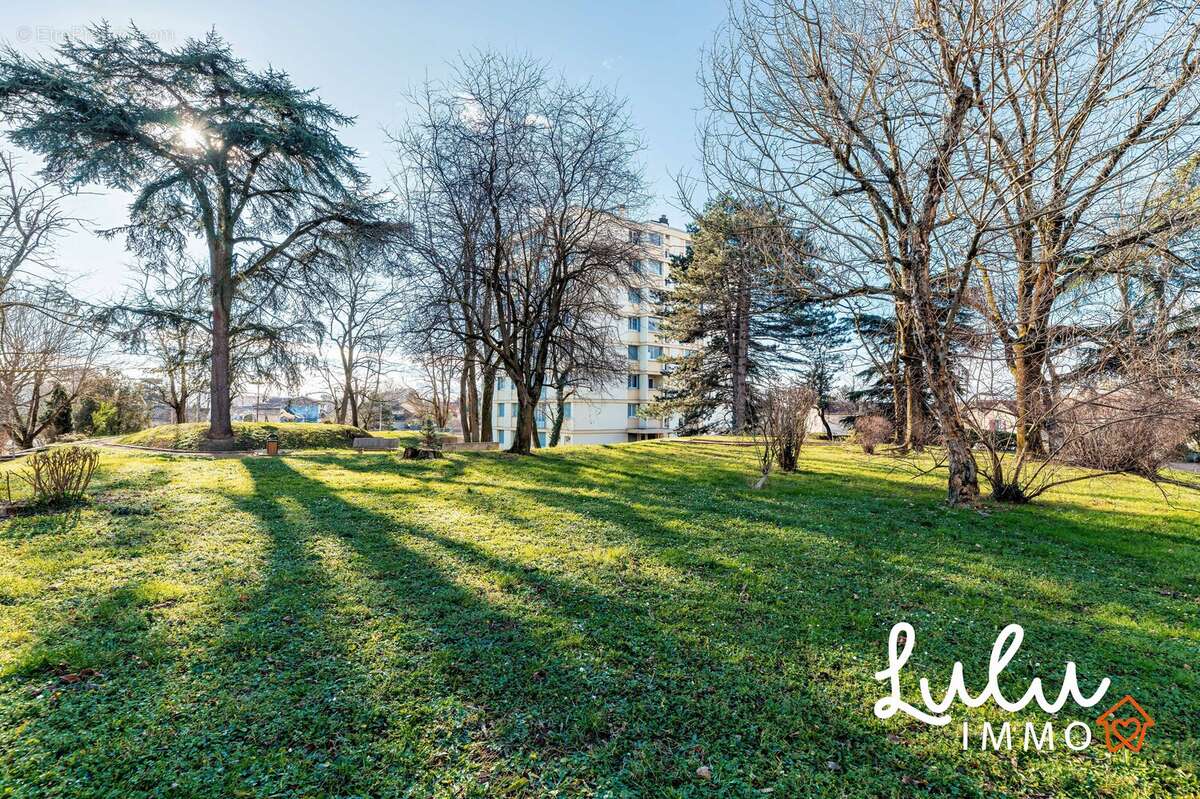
left=177, top=123, right=206, bottom=150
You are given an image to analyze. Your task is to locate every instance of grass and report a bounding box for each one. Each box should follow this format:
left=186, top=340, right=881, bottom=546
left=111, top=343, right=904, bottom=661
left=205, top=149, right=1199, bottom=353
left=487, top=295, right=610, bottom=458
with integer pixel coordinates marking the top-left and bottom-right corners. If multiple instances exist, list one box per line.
left=0, top=441, right=1196, bottom=797
left=116, top=421, right=371, bottom=451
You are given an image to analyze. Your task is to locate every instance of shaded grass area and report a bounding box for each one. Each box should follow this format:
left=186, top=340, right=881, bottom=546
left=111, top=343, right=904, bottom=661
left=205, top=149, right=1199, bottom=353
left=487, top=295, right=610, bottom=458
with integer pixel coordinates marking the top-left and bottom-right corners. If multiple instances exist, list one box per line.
left=116, top=421, right=370, bottom=450
left=0, top=442, right=1196, bottom=797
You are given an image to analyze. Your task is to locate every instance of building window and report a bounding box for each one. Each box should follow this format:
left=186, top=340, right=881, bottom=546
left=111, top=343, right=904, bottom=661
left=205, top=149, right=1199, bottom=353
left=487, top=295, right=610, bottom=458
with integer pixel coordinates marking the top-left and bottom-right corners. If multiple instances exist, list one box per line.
left=535, top=407, right=546, bottom=426
left=564, top=402, right=572, bottom=420
left=648, top=376, right=657, bottom=390
left=630, top=259, right=642, bottom=273
left=628, top=288, right=642, bottom=304
left=627, top=344, right=639, bottom=360
left=498, top=430, right=505, bottom=444
left=628, top=317, right=641, bottom=331
left=537, top=431, right=547, bottom=447
left=648, top=260, right=663, bottom=275
left=648, top=345, right=663, bottom=360
left=627, top=373, right=640, bottom=389
left=496, top=376, right=505, bottom=390
left=511, top=403, right=518, bottom=417
left=627, top=403, right=639, bottom=417
left=498, top=403, right=506, bottom=417
left=647, top=317, right=659, bottom=332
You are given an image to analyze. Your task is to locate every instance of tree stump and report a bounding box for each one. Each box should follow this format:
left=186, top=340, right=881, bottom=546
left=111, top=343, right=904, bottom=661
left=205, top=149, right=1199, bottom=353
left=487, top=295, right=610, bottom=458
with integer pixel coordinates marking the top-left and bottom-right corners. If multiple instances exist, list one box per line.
left=402, top=446, right=441, bottom=460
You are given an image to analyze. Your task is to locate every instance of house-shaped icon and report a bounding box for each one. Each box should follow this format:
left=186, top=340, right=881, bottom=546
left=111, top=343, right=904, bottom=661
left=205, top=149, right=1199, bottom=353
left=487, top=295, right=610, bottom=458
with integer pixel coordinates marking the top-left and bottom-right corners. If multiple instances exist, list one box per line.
left=1095, top=695, right=1154, bottom=753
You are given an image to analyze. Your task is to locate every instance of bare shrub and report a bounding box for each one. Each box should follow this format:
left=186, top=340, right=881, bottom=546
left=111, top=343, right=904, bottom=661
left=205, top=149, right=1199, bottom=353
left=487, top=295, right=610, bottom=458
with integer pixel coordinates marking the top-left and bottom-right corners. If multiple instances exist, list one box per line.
left=752, top=383, right=816, bottom=486
left=855, top=416, right=894, bottom=455
left=18, top=446, right=99, bottom=505
left=1059, top=392, right=1199, bottom=476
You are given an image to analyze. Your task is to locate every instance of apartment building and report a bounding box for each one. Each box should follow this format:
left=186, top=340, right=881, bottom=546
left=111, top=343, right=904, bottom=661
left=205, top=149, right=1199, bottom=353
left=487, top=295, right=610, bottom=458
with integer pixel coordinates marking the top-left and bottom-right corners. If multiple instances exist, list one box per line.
left=491, top=216, right=693, bottom=446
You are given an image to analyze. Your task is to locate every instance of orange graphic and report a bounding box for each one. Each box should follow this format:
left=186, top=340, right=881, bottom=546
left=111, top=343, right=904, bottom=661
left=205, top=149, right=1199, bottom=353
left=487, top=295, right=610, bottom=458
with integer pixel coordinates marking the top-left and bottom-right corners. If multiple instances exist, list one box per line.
left=1095, top=695, right=1154, bottom=753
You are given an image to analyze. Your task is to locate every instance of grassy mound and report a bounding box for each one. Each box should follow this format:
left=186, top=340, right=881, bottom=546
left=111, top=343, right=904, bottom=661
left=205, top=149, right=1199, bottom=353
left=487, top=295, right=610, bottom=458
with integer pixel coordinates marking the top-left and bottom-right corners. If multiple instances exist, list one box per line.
left=116, top=421, right=370, bottom=451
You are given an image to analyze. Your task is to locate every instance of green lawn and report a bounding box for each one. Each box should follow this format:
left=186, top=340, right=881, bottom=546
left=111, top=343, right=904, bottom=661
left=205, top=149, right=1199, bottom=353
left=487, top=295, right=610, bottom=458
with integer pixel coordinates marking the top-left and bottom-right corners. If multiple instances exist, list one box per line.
left=0, top=442, right=1196, bottom=797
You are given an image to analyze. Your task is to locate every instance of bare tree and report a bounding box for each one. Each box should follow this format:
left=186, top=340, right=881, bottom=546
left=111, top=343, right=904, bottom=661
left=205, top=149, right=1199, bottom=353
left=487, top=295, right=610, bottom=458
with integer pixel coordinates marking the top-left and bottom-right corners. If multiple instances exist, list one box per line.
left=767, top=382, right=816, bottom=472
left=0, top=294, right=99, bottom=450
left=392, top=53, right=537, bottom=444
left=703, top=0, right=1003, bottom=503
left=120, top=262, right=210, bottom=424
left=751, top=382, right=816, bottom=486
left=855, top=415, right=894, bottom=455
left=412, top=350, right=458, bottom=430
left=396, top=52, right=645, bottom=455
left=0, top=151, right=78, bottom=307
left=966, top=0, right=1200, bottom=470
left=308, top=232, right=403, bottom=428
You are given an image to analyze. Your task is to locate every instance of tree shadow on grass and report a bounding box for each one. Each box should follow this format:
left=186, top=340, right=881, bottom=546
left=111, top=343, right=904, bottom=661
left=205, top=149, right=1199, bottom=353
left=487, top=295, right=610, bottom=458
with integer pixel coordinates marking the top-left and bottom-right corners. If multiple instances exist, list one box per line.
left=267, top=456, right=1006, bottom=797
left=228, top=457, right=988, bottom=797
left=472, top=447, right=1198, bottom=764
left=4, top=444, right=1196, bottom=797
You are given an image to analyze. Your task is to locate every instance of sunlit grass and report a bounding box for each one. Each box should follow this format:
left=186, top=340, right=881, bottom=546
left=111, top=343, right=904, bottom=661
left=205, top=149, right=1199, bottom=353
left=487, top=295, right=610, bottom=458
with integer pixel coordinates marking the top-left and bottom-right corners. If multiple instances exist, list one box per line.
left=0, top=441, right=1196, bottom=797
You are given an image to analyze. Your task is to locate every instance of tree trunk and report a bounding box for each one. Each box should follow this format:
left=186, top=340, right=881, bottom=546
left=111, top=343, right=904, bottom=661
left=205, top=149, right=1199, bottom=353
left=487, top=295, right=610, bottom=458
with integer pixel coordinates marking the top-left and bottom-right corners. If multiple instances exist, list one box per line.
left=905, top=231, right=979, bottom=504
left=208, top=272, right=235, bottom=440
left=548, top=383, right=566, bottom=446
left=1013, top=340, right=1047, bottom=457
left=730, top=280, right=751, bottom=434
left=458, top=361, right=473, bottom=443
left=465, top=356, right=479, bottom=443
left=897, top=308, right=925, bottom=451
left=890, top=328, right=906, bottom=445
left=343, top=350, right=358, bottom=428
left=818, top=406, right=833, bottom=440
left=509, top=384, right=535, bottom=455
left=918, top=327, right=979, bottom=505
left=903, top=361, right=925, bottom=451
left=173, top=401, right=187, bottom=424
left=479, top=362, right=496, bottom=442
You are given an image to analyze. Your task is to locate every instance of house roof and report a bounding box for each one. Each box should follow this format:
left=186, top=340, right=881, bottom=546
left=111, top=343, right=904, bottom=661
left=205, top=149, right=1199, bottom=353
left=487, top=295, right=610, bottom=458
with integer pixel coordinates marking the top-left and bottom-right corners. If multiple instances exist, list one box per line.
left=968, top=397, right=1018, bottom=413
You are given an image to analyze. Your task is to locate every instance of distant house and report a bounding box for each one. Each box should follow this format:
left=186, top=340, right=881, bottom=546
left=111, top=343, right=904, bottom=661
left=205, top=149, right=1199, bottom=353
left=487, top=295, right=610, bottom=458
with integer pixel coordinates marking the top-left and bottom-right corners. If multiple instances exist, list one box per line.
left=232, top=395, right=321, bottom=423
left=807, top=401, right=857, bottom=438
left=965, top=397, right=1018, bottom=434
left=149, top=403, right=177, bottom=426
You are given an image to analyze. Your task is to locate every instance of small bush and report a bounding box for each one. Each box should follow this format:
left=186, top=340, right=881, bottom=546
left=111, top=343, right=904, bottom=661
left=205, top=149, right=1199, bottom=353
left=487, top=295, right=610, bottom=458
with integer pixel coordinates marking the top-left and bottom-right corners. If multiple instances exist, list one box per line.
left=18, top=446, right=99, bottom=505
left=855, top=415, right=894, bottom=454
left=90, top=402, right=120, bottom=436
left=419, top=418, right=442, bottom=451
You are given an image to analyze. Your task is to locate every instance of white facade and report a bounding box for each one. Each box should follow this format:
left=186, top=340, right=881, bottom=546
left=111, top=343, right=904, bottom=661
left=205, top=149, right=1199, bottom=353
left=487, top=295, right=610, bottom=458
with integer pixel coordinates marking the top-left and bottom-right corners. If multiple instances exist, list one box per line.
left=491, top=218, right=694, bottom=447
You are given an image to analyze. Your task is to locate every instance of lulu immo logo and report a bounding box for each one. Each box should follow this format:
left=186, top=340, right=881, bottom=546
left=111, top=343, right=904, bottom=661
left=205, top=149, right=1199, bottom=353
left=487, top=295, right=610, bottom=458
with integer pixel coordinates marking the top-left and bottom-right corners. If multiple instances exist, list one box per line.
left=1096, top=695, right=1154, bottom=753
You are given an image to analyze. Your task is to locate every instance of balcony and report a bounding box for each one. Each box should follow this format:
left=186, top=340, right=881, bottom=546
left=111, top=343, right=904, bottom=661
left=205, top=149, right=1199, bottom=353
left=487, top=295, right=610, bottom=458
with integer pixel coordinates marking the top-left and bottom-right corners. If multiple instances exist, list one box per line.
left=626, top=416, right=669, bottom=431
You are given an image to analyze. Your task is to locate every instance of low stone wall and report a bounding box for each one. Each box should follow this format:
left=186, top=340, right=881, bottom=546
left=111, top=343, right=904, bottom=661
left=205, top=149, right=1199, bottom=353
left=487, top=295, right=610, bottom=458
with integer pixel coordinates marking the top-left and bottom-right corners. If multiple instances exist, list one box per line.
left=445, top=441, right=499, bottom=452
left=353, top=437, right=400, bottom=451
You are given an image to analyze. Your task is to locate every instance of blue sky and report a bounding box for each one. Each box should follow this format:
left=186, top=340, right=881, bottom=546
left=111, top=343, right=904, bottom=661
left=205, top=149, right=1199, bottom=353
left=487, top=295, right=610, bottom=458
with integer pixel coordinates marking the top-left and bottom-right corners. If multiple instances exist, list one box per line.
left=3, top=0, right=725, bottom=299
